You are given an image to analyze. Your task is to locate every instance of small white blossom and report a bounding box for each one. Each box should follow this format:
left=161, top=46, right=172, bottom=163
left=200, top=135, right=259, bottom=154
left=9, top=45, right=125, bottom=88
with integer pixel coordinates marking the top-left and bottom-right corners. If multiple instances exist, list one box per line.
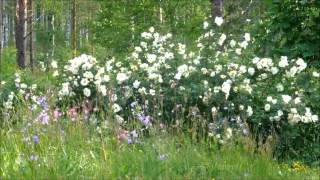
left=214, top=17, right=224, bottom=26
left=80, top=78, right=89, bottom=86
left=221, top=80, right=232, bottom=99
left=112, top=104, right=122, bottom=113
left=51, top=60, right=58, bottom=69
left=244, top=33, right=250, bottom=42
left=312, top=71, right=320, bottom=78
left=279, top=56, right=289, bottom=68
left=282, top=95, right=292, bottom=104
left=247, top=106, right=253, bottom=116
left=218, top=34, right=226, bottom=46
left=53, top=70, right=59, bottom=77
left=235, top=48, right=242, bottom=55
left=230, top=40, right=236, bottom=48
left=264, top=104, right=271, bottom=112
left=149, top=26, right=155, bottom=33
left=248, top=67, right=255, bottom=76
left=83, top=88, right=91, bottom=97
left=100, top=85, right=107, bottom=96
left=116, top=73, right=129, bottom=84
left=276, top=83, right=284, bottom=92
left=133, top=80, right=140, bottom=89
left=149, top=89, right=156, bottom=96
left=203, top=21, right=209, bottom=29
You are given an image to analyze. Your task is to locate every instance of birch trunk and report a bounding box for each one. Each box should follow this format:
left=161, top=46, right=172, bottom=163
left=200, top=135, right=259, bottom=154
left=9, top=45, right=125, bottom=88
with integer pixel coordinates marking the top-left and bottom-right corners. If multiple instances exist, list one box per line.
left=71, top=0, right=76, bottom=57
left=0, top=0, right=3, bottom=80
left=51, top=14, right=55, bottom=59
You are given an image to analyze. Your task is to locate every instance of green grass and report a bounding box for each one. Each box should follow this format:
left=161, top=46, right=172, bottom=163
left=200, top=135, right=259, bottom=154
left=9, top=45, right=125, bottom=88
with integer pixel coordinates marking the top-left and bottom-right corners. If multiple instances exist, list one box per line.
left=1, top=121, right=319, bottom=179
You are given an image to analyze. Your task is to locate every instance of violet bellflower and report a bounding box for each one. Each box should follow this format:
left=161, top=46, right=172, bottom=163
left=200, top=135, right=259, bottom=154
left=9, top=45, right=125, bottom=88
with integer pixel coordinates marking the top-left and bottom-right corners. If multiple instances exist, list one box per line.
left=38, top=111, right=49, bottom=125
left=32, top=135, right=39, bottom=144
left=138, top=114, right=151, bottom=126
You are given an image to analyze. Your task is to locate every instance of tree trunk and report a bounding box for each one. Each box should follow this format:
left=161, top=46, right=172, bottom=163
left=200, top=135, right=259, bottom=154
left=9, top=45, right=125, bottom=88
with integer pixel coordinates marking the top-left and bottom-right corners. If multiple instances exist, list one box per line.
left=0, top=0, right=3, bottom=49
left=27, top=0, right=33, bottom=69
left=0, top=0, right=3, bottom=81
left=71, top=0, right=76, bottom=57
left=51, top=14, right=55, bottom=59
left=159, top=1, right=163, bottom=24
left=3, top=4, right=7, bottom=47
left=15, top=0, right=27, bottom=69
left=211, top=0, right=223, bottom=18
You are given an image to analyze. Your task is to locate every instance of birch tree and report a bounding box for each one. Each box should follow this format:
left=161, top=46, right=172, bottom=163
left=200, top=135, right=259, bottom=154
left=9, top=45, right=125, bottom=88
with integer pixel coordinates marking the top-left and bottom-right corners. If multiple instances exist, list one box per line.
left=71, top=0, right=76, bottom=57
left=0, top=0, right=3, bottom=80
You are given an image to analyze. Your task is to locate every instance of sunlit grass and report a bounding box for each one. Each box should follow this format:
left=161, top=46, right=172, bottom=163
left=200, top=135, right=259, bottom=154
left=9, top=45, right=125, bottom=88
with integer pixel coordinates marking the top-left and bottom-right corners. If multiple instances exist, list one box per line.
left=1, top=121, right=319, bottom=179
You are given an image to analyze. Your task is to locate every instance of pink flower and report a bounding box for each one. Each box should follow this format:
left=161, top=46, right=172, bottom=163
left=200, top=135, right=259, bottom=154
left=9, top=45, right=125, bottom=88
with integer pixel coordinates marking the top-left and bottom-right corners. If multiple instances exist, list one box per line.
left=117, top=129, right=129, bottom=142
left=68, top=107, right=78, bottom=120
left=53, top=109, right=62, bottom=121
left=160, top=123, right=165, bottom=129
left=82, top=99, right=93, bottom=115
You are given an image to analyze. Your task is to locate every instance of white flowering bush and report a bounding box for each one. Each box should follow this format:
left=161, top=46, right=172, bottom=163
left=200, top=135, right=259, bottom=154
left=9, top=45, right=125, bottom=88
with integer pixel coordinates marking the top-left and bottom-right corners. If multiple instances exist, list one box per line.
left=57, top=54, right=113, bottom=107
left=52, top=19, right=320, bottom=164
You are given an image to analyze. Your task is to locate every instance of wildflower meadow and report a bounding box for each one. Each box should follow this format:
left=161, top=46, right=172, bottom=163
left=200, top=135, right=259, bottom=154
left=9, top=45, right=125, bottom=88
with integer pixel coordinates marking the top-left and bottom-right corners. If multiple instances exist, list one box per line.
left=0, top=0, right=320, bottom=179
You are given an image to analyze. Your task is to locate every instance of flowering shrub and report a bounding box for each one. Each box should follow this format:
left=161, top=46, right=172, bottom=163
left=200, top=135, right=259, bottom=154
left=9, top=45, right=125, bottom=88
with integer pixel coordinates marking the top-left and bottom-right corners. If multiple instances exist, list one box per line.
left=2, top=17, right=319, bottom=165
left=58, top=21, right=318, bottom=132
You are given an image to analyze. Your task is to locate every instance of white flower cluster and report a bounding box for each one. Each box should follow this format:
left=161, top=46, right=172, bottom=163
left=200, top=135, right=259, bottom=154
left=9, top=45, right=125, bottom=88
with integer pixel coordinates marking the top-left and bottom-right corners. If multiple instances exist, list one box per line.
left=64, top=54, right=97, bottom=74
left=288, top=107, right=318, bottom=124
left=3, top=92, right=15, bottom=110
left=59, top=54, right=114, bottom=98
left=174, top=64, right=195, bottom=80
left=286, top=58, right=307, bottom=77
left=1, top=73, right=40, bottom=112
left=51, top=60, right=59, bottom=77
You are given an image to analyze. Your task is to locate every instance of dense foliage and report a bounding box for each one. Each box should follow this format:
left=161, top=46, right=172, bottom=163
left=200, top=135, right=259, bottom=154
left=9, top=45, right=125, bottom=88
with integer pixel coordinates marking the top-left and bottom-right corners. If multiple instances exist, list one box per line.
left=256, top=0, right=320, bottom=67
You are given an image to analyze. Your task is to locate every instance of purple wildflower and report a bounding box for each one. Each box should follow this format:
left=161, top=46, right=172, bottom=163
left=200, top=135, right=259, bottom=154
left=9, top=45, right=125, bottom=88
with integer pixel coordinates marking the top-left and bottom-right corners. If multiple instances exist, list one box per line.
left=39, top=111, right=49, bottom=125
left=32, top=135, right=39, bottom=144
left=37, top=96, right=49, bottom=110
left=159, top=154, right=167, bottom=161
left=138, top=114, right=151, bottom=126
left=128, top=138, right=133, bottom=144
left=30, top=154, right=38, bottom=161
left=130, top=130, right=138, bottom=138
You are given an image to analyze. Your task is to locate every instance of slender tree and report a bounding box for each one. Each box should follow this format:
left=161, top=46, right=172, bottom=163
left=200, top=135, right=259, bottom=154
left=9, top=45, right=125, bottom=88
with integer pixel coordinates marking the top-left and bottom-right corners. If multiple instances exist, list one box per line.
left=0, top=0, right=3, bottom=81
left=159, top=0, right=163, bottom=24
left=27, top=0, right=33, bottom=69
left=71, top=0, right=76, bottom=57
left=15, top=0, right=27, bottom=68
left=51, top=14, right=55, bottom=59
